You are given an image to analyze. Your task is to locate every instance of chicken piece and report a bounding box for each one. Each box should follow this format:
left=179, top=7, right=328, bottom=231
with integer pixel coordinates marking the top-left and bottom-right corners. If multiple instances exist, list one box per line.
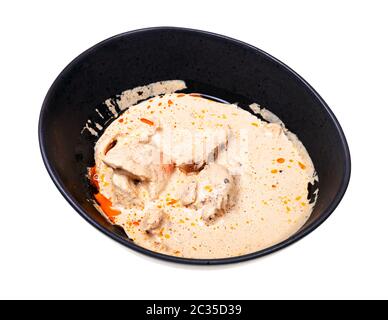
left=102, top=131, right=174, bottom=199
left=147, top=164, right=175, bottom=199
left=195, top=163, right=234, bottom=223
left=200, top=204, right=220, bottom=223
left=112, top=171, right=138, bottom=194
left=102, top=120, right=160, bottom=177
left=110, top=171, right=140, bottom=207
left=141, top=203, right=165, bottom=233
left=179, top=179, right=197, bottom=206
left=153, top=127, right=230, bottom=173
left=102, top=135, right=158, bottom=181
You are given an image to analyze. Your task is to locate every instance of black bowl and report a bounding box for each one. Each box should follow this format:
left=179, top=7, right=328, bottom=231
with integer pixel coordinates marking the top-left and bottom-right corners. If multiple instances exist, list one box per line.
left=39, top=27, right=351, bottom=265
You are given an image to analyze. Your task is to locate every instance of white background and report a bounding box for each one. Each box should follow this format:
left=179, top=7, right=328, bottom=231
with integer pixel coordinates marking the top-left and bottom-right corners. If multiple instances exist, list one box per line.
left=1, top=0, right=387, bottom=300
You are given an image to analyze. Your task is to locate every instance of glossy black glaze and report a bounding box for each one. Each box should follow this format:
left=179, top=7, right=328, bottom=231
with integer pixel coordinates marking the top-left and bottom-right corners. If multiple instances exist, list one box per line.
left=39, top=27, right=351, bottom=265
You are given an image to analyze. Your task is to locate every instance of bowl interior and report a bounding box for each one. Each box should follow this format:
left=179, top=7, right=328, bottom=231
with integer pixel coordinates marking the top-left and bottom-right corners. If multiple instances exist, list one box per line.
left=39, top=28, right=350, bottom=263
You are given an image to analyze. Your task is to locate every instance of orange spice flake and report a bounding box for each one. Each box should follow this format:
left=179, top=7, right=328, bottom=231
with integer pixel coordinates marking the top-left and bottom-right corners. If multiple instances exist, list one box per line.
left=94, top=192, right=121, bottom=222
left=204, top=185, right=213, bottom=192
left=140, top=118, right=154, bottom=126
left=132, top=221, right=140, bottom=226
left=271, top=169, right=278, bottom=174
left=166, top=199, right=178, bottom=206
left=162, top=163, right=175, bottom=175
left=277, top=158, right=285, bottom=163
left=118, top=118, right=123, bottom=123
left=177, top=94, right=185, bottom=97
left=168, top=99, right=174, bottom=106
left=158, top=102, right=162, bottom=106
left=298, top=161, right=306, bottom=170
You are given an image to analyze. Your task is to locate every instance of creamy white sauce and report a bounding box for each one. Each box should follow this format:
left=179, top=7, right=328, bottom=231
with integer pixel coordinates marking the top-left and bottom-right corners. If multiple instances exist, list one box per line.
left=93, top=92, right=318, bottom=259
left=249, top=103, right=285, bottom=126
left=105, top=99, right=119, bottom=118
left=116, top=80, right=186, bottom=111
left=82, top=80, right=187, bottom=137
left=95, top=108, right=105, bottom=119
left=81, top=120, right=99, bottom=137
left=95, top=122, right=103, bottom=131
